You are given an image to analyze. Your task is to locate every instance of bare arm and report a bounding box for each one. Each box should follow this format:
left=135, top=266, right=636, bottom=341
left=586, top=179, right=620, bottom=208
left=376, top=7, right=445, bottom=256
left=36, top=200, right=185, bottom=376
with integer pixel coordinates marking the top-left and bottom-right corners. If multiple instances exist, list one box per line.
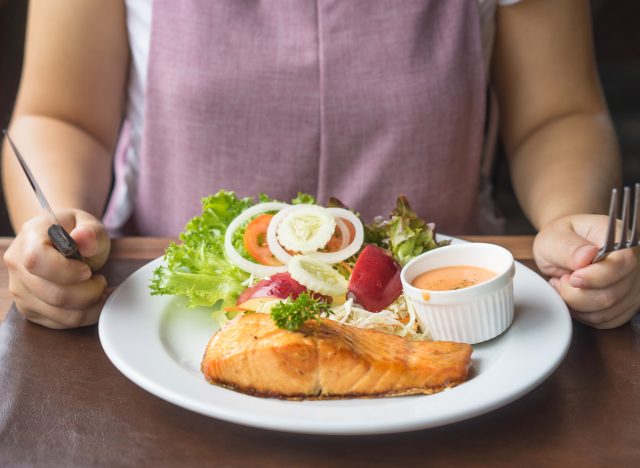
left=1, top=0, right=128, bottom=329
left=492, top=0, right=621, bottom=230
left=493, top=0, right=639, bottom=329
left=2, top=0, right=128, bottom=231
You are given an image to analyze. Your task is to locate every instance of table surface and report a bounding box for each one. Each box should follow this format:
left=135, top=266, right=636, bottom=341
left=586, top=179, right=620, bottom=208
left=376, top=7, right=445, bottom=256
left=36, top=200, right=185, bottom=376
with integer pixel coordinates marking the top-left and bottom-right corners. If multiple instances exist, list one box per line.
left=1, top=236, right=639, bottom=467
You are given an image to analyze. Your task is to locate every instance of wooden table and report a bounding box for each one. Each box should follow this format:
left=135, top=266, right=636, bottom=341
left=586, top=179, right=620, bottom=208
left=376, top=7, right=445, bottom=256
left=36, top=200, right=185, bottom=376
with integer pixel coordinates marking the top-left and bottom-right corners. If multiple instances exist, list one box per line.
left=1, top=236, right=639, bottom=467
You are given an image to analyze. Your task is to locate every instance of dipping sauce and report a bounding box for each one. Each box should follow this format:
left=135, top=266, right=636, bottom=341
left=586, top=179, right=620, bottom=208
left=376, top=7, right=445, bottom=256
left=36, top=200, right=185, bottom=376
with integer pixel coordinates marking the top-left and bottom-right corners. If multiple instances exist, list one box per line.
left=412, top=266, right=496, bottom=291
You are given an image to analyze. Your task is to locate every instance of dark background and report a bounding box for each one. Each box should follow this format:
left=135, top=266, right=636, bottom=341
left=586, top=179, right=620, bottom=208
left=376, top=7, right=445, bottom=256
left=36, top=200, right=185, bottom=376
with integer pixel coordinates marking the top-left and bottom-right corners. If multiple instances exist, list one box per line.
left=0, top=0, right=638, bottom=236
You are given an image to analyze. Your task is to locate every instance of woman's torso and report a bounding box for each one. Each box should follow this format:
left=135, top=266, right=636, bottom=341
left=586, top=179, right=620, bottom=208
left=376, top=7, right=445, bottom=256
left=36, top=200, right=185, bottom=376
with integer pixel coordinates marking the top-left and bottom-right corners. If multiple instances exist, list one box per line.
left=104, top=0, right=521, bottom=237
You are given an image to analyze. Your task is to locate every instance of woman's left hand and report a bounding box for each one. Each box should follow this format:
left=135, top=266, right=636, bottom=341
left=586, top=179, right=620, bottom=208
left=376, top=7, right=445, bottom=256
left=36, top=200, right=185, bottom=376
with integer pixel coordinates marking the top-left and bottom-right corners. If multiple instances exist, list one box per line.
left=533, top=214, right=640, bottom=328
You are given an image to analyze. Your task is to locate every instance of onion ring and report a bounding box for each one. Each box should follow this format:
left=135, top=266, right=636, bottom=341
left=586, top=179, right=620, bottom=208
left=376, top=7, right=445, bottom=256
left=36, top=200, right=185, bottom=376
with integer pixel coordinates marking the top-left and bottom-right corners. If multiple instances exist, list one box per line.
left=224, top=202, right=290, bottom=277
left=334, top=217, right=350, bottom=250
left=266, top=205, right=299, bottom=264
left=276, top=204, right=336, bottom=252
left=267, top=205, right=364, bottom=264
left=306, top=208, right=364, bottom=263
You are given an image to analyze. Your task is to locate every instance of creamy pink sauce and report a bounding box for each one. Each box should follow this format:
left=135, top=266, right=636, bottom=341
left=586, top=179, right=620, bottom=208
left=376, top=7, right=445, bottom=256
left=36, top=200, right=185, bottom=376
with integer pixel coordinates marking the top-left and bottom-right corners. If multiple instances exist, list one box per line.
left=412, top=266, right=496, bottom=291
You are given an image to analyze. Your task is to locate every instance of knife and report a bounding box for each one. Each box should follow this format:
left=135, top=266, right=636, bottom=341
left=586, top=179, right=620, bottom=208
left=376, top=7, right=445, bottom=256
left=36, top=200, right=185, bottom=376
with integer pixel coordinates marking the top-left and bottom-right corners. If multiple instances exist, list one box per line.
left=3, top=129, right=83, bottom=261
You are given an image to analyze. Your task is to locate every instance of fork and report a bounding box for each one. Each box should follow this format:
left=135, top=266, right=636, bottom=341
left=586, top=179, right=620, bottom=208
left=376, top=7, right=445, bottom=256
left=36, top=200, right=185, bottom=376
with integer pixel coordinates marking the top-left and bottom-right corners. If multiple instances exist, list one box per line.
left=592, top=183, right=640, bottom=263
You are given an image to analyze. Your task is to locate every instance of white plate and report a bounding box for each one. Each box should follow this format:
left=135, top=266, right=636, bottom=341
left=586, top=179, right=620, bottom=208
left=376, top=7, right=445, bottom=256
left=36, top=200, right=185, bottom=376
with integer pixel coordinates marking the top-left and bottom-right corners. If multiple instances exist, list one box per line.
left=99, top=240, right=572, bottom=435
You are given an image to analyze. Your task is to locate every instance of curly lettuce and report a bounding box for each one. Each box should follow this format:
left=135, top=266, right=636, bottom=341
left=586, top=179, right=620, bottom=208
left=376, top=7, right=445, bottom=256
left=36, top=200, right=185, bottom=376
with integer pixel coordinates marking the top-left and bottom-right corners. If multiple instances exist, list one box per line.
left=149, top=190, right=317, bottom=309
left=149, top=190, right=254, bottom=308
left=291, top=192, right=316, bottom=205
left=365, top=195, right=450, bottom=266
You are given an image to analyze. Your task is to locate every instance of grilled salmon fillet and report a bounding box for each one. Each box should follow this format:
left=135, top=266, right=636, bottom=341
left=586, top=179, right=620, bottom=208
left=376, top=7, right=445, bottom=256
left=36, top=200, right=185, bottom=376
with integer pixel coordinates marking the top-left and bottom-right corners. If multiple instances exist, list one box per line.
left=201, top=314, right=472, bottom=399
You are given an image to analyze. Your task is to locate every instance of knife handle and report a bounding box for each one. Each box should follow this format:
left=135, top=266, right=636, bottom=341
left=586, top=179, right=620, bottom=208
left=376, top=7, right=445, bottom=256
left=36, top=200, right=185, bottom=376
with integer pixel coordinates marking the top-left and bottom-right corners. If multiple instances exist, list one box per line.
left=47, top=224, right=83, bottom=261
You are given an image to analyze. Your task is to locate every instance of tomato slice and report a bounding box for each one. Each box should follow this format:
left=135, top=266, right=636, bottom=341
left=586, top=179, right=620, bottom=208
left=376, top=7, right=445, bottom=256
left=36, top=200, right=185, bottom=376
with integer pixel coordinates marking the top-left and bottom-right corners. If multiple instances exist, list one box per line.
left=324, top=219, right=356, bottom=252
left=243, top=214, right=283, bottom=266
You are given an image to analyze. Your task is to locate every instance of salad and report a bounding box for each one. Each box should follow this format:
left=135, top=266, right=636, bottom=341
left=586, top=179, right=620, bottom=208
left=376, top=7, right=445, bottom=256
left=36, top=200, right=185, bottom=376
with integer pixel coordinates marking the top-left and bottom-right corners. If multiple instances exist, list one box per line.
left=150, top=191, right=449, bottom=339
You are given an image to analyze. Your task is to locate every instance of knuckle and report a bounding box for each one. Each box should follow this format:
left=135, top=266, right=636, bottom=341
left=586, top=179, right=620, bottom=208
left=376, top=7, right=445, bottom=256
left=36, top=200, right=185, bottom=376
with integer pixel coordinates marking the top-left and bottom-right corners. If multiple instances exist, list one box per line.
left=22, top=247, right=40, bottom=274
left=3, top=247, right=17, bottom=269
left=7, top=278, right=21, bottom=298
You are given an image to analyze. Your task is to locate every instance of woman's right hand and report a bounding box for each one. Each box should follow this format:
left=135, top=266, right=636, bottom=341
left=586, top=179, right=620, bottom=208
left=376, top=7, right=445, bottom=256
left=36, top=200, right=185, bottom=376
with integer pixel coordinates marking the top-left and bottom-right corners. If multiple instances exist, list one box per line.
left=3, top=209, right=111, bottom=329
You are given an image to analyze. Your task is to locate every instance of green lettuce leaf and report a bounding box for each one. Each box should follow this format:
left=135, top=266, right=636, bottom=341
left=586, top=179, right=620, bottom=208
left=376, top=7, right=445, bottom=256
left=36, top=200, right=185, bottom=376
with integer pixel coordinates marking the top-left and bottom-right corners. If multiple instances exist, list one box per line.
left=149, top=190, right=317, bottom=309
left=365, top=195, right=450, bottom=266
left=149, top=190, right=253, bottom=308
left=292, top=192, right=316, bottom=205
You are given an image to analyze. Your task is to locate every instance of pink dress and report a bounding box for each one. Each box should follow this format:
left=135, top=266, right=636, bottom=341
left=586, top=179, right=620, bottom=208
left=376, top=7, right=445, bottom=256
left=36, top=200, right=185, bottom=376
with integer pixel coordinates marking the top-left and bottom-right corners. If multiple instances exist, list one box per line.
left=115, top=0, right=487, bottom=236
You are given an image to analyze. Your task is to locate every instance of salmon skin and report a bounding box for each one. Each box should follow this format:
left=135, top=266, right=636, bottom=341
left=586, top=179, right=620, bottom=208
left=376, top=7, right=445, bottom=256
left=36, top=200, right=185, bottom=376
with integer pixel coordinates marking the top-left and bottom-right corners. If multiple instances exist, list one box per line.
left=201, top=314, right=472, bottom=400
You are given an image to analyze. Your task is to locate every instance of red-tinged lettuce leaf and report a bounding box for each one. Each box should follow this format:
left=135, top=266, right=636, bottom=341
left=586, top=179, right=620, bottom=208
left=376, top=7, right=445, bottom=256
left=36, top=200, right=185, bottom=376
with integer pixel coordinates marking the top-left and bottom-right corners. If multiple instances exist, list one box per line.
left=365, top=195, right=449, bottom=266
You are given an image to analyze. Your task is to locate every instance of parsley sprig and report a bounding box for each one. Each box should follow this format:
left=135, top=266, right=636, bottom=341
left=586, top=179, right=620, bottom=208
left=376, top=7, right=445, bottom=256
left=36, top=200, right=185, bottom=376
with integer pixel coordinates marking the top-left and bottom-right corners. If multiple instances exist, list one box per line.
left=270, top=293, right=332, bottom=332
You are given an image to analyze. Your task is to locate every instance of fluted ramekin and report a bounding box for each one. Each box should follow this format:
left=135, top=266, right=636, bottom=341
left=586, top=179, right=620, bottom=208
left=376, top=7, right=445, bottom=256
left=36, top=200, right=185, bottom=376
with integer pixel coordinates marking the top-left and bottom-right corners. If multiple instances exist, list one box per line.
left=400, top=243, right=515, bottom=344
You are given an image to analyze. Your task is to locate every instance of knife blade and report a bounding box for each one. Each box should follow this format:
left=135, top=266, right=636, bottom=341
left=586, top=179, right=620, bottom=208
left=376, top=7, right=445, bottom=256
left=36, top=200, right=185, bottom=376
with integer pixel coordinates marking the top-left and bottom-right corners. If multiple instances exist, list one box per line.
left=3, top=129, right=83, bottom=261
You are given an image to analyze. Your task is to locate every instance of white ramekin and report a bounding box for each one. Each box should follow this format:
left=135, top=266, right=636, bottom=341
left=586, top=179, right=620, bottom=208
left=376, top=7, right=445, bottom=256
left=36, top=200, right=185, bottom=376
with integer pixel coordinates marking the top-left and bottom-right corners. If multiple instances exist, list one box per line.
left=400, top=243, right=515, bottom=344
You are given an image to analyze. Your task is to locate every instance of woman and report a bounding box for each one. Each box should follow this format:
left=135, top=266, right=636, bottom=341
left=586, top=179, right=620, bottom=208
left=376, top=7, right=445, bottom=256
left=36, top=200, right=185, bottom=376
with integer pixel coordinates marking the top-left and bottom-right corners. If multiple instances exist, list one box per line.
left=2, top=0, right=637, bottom=329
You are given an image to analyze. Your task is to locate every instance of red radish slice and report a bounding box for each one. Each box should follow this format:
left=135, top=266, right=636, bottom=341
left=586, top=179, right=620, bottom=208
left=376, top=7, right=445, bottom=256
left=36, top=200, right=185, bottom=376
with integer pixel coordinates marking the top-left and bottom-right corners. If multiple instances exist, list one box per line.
left=347, top=244, right=403, bottom=312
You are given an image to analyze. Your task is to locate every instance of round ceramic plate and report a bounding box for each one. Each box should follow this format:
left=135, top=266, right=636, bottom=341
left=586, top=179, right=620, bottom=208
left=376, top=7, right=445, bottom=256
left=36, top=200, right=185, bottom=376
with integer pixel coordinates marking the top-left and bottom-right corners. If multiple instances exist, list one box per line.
left=98, top=239, right=572, bottom=435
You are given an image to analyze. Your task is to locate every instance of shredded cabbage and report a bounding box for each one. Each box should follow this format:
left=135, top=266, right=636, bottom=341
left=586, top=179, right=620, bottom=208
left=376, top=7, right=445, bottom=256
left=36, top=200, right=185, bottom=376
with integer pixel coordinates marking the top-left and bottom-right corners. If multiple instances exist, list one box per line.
left=329, top=295, right=431, bottom=340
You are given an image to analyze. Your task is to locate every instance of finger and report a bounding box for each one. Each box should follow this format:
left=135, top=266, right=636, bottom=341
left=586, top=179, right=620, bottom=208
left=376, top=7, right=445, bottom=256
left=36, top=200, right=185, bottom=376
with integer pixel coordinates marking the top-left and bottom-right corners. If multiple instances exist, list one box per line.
left=21, top=240, right=93, bottom=284
left=11, top=270, right=110, bottom=328
left=550, top=273, right=634, bottom=314
left=16, top=291, right=107, bottom=329
left=539, top=264, right=573, bottom=279
left=568, top=248, right=638, bottom=289
left=550, top=272, right=638, bottom=328
left=24, top=273, right=107, bottom=310
left=69, top=215, right=110, bottom=270
left=3, top=224, right=93, bottom=285
left=571, top=304, right=639, bottom=330
left=534, top=220, right=600, bottom=278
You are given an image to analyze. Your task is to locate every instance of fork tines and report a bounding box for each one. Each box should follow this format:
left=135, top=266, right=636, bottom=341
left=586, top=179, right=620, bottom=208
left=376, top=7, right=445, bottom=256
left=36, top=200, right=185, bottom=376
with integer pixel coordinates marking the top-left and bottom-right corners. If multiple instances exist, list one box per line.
left=629, top=183, right=640, bottom=247
left=593, top=183, right=640, bottom=263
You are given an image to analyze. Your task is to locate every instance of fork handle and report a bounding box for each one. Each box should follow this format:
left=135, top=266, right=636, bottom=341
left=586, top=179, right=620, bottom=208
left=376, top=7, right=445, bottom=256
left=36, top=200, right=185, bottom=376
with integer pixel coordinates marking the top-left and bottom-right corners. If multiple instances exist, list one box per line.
left=47, top=224, right=84, bottom=261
